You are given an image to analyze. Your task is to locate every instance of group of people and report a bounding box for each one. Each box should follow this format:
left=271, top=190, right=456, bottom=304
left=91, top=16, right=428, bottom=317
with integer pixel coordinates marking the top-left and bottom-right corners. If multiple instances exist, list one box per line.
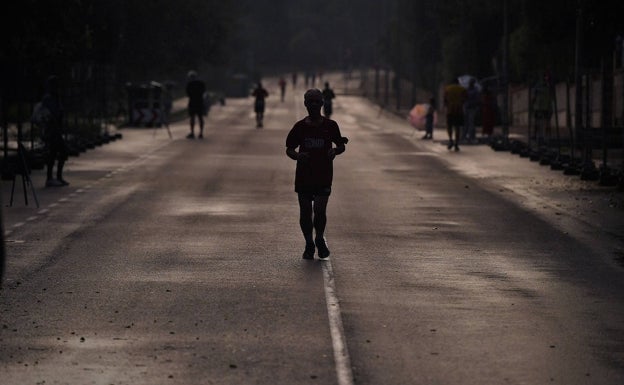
left=32, top=72, right=347, bottom=262
left=442, top=77, right=498, bottom=151
left=251, top=80, right=336, bottom=129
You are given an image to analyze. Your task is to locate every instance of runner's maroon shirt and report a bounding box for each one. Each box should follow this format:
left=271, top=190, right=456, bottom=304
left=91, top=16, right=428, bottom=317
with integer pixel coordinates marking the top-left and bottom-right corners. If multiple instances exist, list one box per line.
left=286, top=116, right=343, bottom=192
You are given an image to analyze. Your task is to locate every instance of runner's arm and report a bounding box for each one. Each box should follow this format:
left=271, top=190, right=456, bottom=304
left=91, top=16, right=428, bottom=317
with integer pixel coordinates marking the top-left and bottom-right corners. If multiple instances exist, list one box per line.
left=286, top=147, right=309, bottom=161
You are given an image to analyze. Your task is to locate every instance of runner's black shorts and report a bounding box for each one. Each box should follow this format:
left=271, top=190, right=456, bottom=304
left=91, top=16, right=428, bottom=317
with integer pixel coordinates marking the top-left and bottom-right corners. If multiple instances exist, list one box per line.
left=296, top=185, right=332, bottom=197
left=188, top=101, right=205, bottom=116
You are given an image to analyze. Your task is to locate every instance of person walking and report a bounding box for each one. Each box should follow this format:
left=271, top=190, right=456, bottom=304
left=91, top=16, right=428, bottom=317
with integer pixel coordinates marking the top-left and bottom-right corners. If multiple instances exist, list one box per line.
left=185, top=70, right=206, bottom=139
left=321, top=82, right=336, bottom=119
left=443, top=77, right=467, bottom=151
left=252, top=82, right=269, bottom=128
left=286, top=89, right=347, bottom=260
left=422, top=97, right=436, bottom=139
left=39, top=75, right=69, bottom=187
left=463, top=78, right=480, bottom=142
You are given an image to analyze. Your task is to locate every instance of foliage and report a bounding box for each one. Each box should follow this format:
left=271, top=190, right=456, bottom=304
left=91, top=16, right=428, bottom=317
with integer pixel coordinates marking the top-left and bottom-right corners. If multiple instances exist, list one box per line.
left=388, top=0, right=624, bottom=90
left=0, top=0, right=237, bottom=96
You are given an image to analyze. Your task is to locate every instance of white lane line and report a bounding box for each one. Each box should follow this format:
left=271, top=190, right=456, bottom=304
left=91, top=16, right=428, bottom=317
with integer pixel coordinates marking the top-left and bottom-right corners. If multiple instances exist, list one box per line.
left=322, top=260, right=354, bottom=385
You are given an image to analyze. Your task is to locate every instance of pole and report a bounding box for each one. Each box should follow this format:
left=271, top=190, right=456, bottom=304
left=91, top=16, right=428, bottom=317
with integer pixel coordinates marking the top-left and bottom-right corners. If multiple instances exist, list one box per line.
left=501, top=0, right=510, bottom=141
left=574, top=1, right=584, bottom=155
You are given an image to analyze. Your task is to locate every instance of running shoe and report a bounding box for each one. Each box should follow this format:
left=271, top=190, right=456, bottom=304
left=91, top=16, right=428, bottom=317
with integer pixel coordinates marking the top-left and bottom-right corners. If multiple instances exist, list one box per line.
left=302, top=242, right=315, bottom=260
left=45, top=179, right=64, bottom=187
left=315, top=237, right=330, bottom=260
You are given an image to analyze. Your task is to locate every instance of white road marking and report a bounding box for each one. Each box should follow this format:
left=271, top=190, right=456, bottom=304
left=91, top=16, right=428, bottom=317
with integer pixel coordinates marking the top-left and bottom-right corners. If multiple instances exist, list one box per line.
left=322, top=260, right=355, bottom=385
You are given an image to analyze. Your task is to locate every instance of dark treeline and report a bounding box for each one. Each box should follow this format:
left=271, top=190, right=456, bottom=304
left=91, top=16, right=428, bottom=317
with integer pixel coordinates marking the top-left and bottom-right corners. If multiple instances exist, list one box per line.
left=1, top=0, right=622, bottom=102
left=388, top=0, right=624, bottom=92
left=0, top=0, right=236, bottom=100
left=229, top=0, right=382, bottom=77
left=232, top=0, right=624, bottom=91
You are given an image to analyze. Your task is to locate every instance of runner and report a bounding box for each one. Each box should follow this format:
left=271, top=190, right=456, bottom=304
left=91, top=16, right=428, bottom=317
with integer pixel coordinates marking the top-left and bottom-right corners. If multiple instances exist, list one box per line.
left=286, top=89, right=348, bottom=260
left=251, top=82, right=269, bottom=128
left=321, top=82, right=336, bottom=119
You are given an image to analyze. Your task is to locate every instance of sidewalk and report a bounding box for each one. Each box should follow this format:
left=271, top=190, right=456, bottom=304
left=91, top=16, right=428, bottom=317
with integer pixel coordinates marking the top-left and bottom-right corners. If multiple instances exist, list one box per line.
left=365, top=97, right=624, bottom=186
left=1, top=122, right=184, bottom=238
left=384, top=110, right=624, bottom=269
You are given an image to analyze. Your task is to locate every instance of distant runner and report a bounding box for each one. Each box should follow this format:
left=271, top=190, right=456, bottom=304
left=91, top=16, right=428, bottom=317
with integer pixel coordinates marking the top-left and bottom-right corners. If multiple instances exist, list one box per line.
left=321, top=82, right=336, bottom=119
left=251, top=82, right=269, bottom=128
left=286, top=89, right=348, bottom=260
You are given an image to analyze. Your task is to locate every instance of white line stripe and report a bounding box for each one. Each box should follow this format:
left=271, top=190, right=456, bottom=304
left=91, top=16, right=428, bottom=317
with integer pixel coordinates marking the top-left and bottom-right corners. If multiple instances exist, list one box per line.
left=322, top=260, right=354, bottom=385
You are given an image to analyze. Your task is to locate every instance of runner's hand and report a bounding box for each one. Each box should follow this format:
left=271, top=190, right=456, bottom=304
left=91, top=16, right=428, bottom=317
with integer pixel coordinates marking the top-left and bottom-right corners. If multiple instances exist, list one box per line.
left=297, top=152, right=310, bottom=162
left=328, top=148, right=336, bottom=160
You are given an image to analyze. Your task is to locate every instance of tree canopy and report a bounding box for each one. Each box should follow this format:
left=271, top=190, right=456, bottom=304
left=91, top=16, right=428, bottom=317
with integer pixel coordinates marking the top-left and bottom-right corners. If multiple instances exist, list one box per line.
left=1, top=0, right=622, bottom=99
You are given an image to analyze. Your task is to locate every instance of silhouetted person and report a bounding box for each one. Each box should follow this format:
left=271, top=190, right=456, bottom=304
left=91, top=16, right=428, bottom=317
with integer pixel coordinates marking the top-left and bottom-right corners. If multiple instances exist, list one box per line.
left=40, top=75, right=69, bottom=187
left=444, top=77, right=467, bottom=151
left=252, top=82, right=268, bottom=128
left=531, top=72, right=553, bottom=145
left=423, top=97, right=436, bottom=139
left=161, top=82, right=173, bottom=138
left=463, top=78, right=480, bottom=142
left=279, top=77, right=287, bottom=102
left=286, top=89, right=347, bottom=260
left=321, top=82, right=336, bottom=119
left=481, top=85, right=496, bottom=138
left=186, top=70, right=206, bottom=139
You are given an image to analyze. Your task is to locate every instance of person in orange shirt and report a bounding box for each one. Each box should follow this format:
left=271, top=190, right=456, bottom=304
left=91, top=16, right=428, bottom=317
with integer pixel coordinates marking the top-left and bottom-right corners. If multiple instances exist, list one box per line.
left=443, top=77, right=467, bottom=151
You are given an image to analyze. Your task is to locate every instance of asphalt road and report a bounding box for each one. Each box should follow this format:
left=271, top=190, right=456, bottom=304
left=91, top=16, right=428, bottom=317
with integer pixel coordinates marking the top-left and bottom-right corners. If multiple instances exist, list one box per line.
left=1, top=76, right=624, bottom=384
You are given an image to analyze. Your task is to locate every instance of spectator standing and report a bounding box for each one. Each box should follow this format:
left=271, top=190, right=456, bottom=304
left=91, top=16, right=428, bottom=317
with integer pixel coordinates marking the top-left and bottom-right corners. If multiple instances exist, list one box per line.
left=39, top=75, right=69, bottom=187
left=443, top=77, right=467, bottom=151
left=463, top=78, right=480, bottom=142
left=531, top=73, right=553, bottom=145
